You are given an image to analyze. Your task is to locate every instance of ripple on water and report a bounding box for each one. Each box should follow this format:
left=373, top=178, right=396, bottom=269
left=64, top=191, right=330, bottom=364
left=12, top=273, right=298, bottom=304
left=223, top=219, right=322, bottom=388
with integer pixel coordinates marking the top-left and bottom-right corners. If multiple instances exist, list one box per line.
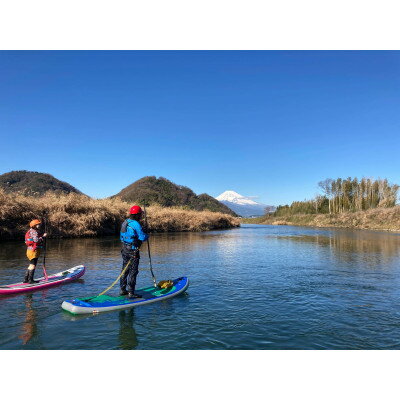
left=2, top=226, right=400, bottom=349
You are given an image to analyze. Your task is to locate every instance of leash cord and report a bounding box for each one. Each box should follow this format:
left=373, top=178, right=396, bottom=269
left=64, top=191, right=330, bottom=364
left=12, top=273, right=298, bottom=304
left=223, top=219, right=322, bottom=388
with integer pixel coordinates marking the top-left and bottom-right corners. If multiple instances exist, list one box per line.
left=97, top=257, right=133, bottom=297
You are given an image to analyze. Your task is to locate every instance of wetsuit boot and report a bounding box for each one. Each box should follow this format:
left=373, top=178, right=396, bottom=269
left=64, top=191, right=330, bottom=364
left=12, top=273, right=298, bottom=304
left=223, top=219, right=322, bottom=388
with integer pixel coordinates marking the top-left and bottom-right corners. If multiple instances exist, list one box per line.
left=23, top=270, right=30, bottom=283
left=128, top=292, right=142, bottom=299
left=28, top=269, right=39, bottom=284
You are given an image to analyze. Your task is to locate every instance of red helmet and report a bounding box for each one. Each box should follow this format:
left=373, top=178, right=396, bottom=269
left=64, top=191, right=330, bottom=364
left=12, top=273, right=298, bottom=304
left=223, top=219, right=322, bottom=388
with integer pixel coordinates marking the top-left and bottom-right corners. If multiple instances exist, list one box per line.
left=129, top=205, right=143, bottom=215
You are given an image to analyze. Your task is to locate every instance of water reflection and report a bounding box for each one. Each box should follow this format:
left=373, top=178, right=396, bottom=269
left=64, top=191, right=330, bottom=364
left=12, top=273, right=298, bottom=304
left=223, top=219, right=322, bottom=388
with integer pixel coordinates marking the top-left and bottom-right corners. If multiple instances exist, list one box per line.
left=118, top=309, right=138, bottom=350
left=0, top=233, right=220, bottom=270
left=18, top=295, right=38, bottom=345
left=0, top=232, right=230, bottom=278
left=275, top=230, right=400, bottom=266
left=150, top=232, right=224, bottom=255
left=4, top=225, right=400, bottom=350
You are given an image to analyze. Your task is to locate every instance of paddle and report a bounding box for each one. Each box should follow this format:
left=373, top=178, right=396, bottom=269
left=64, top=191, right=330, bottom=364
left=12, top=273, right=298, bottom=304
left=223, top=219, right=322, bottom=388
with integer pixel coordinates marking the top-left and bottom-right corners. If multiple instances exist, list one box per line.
left=143, top=204, right=157, bottom=287
left=42, top=211, right=49, bottom=281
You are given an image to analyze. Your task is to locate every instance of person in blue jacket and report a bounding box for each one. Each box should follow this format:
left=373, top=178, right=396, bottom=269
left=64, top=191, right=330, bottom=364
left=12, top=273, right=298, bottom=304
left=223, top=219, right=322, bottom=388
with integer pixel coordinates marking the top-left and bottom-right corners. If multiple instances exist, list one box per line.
left=120, top=205, right=149, bottom=299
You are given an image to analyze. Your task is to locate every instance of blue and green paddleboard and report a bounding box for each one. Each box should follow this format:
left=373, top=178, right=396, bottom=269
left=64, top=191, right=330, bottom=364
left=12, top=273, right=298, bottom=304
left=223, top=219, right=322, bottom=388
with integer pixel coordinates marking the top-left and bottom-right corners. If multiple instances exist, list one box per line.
left=61, top=276, right=189, bottom=315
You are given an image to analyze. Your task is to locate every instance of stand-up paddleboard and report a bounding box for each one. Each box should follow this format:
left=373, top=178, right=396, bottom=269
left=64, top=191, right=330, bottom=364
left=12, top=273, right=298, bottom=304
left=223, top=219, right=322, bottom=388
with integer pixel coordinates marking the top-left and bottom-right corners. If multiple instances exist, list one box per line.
left=62, top=276, right=189, bottom=315
left=0, top=265, right=85, bottom=295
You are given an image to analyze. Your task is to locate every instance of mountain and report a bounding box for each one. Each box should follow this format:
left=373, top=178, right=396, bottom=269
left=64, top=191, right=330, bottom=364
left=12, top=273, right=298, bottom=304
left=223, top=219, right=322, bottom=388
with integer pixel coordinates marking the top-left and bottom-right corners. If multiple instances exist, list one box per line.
left=114, top=176, right=238, bottom=216
left=216, top=190, right=274, bottom=217
left=0, top=170, right=83, bottom=196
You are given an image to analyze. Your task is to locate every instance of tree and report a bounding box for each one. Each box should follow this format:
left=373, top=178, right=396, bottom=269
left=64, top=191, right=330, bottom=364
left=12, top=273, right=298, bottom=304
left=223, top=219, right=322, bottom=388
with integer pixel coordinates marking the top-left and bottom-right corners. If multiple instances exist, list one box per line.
left=264, top=206, right=275, bottom=214
left=318, top=179, right=333, bottom=214
left=275, top=176, right=399, bottom=218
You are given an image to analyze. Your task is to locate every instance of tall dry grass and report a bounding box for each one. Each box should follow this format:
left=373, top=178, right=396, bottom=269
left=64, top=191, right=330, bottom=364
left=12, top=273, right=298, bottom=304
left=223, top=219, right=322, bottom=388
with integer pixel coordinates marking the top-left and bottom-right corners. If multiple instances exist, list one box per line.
left=244, top=206, right=400, bottom=232
left=0, top=189, right=239, bottom=240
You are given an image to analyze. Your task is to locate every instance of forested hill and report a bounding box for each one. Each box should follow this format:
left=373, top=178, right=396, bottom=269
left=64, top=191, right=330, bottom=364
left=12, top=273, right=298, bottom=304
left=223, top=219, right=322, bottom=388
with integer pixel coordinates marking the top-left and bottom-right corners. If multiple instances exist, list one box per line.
left=114, top=176, right=238, bottom=216
left=0, top=170, right=83, bottom=196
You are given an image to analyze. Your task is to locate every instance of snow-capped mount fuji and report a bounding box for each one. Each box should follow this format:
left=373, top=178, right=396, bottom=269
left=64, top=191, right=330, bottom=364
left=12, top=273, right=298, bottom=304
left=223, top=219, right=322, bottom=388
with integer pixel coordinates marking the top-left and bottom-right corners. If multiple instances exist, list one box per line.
left=216, top=190, right=260, bottom=205
left=215, top=190, right=273, bottom=217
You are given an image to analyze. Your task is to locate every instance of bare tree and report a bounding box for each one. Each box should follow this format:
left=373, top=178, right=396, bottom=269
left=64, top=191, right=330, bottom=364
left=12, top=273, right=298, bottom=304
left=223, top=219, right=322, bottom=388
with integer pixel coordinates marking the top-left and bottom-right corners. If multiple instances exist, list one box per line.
left=318, top=179, right=333, bottom=214
left=264, top=206, right=275, bottom=215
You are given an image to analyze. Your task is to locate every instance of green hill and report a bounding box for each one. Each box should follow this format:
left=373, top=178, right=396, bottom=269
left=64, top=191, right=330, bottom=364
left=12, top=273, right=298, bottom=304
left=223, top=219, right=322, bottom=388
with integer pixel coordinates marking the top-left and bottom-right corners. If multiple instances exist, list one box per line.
left=114, top=176, right=237, bottom=216
left=0, top=170, right=83, bottom=196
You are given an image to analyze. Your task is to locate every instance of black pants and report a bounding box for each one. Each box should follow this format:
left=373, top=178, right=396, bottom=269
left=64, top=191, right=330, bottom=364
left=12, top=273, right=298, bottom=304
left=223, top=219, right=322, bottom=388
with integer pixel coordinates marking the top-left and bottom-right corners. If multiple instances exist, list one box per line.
left=120, top=247, right=140, bottom=294
left=30, top=258, right=38, bottom=267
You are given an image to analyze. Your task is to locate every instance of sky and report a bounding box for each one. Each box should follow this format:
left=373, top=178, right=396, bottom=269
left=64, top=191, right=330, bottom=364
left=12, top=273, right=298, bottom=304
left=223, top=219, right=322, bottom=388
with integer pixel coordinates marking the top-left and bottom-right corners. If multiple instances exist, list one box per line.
left=1, top=51, right=399, bottom=205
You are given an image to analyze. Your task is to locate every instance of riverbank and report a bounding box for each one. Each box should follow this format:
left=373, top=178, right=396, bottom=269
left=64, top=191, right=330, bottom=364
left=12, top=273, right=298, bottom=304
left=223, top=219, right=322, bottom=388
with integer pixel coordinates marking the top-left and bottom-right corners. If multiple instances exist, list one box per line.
left=0, top=190, right=240, bottom=240
left=242, top=206, right=400, bottom=232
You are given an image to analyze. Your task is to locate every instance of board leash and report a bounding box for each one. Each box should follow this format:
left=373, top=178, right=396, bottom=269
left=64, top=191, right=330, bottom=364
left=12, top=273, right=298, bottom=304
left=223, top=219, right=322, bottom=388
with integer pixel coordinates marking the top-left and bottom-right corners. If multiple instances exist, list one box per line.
left=96, top=257, right=133, bottom=297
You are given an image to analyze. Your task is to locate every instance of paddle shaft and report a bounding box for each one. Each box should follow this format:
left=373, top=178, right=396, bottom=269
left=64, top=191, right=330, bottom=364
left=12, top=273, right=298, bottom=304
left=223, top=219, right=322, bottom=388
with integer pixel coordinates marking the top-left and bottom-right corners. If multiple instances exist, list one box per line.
left=143, top=205, right=157, bottom=287
left=42, top=213, right=48, bottom=280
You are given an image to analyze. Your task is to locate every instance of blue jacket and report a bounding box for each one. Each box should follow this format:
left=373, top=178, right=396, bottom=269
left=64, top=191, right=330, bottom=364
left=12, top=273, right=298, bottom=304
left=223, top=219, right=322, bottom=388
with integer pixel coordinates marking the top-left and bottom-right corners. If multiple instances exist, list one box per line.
left=120, top=219, right=149, bottom=249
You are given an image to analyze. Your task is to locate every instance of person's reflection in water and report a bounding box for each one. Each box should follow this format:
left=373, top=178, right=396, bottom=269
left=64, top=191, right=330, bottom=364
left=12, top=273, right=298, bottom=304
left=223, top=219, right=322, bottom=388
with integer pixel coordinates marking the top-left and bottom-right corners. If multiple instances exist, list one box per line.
left=19, top=294, right=38, bottom=345
left=118, top=309, right=138, bottom=350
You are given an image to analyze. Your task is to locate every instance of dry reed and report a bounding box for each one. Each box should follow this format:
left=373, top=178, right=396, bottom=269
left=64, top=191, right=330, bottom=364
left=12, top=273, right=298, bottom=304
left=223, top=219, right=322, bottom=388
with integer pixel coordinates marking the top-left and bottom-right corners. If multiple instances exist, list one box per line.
left=0, top=190, right=240, bottom=240
left=246, top=206, right=400, bottom=232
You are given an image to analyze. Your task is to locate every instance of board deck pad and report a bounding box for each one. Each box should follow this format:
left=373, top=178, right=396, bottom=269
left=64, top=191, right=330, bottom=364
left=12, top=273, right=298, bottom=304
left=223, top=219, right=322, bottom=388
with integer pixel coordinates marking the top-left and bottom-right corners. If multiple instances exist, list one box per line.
left=62, top=276, right=189, bottom=314
left=81, top=285, right=177, bottom=304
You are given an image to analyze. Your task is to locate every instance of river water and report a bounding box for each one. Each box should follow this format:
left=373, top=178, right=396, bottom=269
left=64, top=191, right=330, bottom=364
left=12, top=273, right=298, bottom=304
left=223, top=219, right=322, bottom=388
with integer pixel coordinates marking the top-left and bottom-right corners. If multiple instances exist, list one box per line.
left=1, top=224, right=400, bottom=350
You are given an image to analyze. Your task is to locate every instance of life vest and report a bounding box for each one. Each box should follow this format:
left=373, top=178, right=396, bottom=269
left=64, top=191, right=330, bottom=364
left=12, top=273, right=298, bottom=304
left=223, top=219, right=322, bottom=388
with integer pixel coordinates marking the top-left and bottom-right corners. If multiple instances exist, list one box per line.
left=120, top=219, right=140, bottom=248
left=25, top=229, right=42, bottom=250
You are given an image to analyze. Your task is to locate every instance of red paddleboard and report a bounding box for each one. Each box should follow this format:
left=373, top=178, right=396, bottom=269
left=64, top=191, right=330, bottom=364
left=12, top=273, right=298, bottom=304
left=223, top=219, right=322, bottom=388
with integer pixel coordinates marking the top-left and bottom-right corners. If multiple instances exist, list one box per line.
left=0, top=265, right=85, bottom=295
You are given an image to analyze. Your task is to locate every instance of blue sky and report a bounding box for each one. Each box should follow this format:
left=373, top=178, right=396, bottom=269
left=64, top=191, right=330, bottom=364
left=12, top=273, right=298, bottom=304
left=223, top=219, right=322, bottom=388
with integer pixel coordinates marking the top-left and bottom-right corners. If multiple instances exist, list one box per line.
left=1, top=51, right=399, bottom=205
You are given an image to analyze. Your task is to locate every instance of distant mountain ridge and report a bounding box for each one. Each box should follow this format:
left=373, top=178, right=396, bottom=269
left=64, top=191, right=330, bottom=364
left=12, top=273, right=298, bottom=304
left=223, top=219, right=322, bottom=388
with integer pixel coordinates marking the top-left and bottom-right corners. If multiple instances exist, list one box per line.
left=114, top=176, right=238, bottom=216
left=0, top=171, right=241, bottom=217
left=216, top=190, right=274, bottom=217
left=0, top=170, right=83, bottom=196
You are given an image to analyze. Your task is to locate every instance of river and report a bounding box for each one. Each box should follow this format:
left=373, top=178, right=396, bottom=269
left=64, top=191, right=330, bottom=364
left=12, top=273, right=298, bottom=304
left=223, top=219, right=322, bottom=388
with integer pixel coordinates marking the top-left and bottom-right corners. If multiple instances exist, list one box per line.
left=1, top=224, right=400, bottom=349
